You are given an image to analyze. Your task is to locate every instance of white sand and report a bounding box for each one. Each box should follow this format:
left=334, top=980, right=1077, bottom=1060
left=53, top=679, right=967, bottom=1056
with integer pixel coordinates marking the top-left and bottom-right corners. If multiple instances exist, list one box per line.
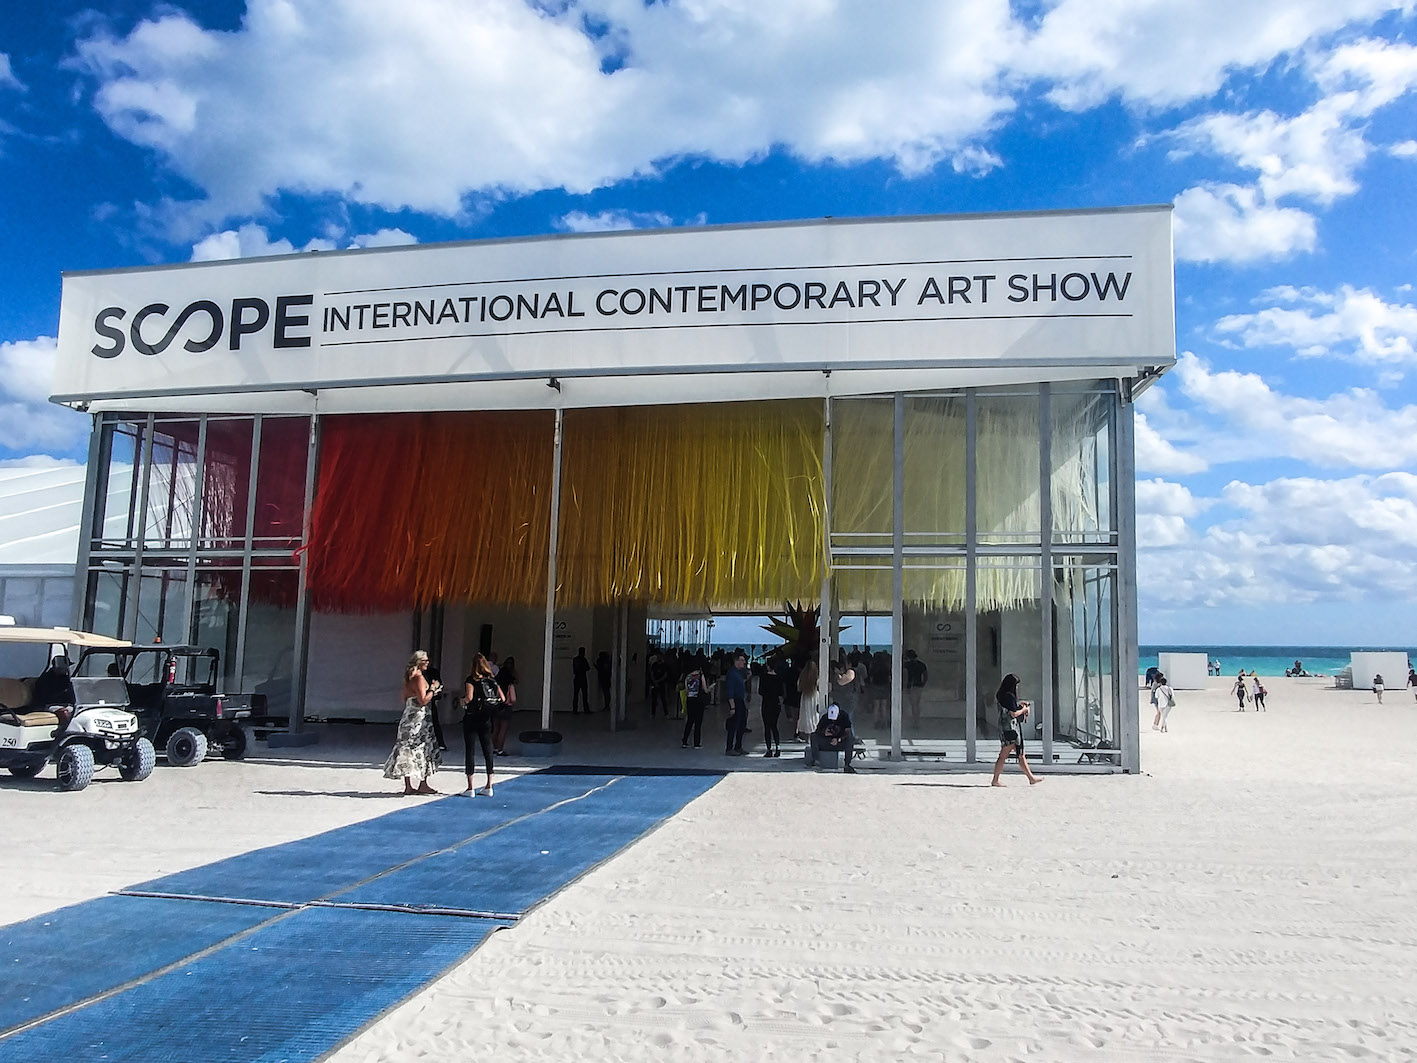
left=5, top=677, right=1416, bottom=1061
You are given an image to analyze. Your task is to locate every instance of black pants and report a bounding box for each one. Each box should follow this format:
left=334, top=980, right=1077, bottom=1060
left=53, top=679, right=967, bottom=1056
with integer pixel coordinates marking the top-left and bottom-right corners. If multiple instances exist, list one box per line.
left=807, top=730, right=854, bottom=768
left=463, top=713, right=493, bottom=776
left=650, top=681, right=668, bottom=716
left=682, top=695, right=705, bottom=746
left=572, top=677, right=589, bottom=713
left=761, top=700, right=781, bottom=750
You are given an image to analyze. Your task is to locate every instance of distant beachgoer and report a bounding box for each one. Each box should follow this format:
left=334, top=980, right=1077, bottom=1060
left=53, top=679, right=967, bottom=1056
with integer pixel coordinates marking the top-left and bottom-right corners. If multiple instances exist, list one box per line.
left=1251, top=676, right=1266, bottom=711
left=1149, top=672, right=1163, bottom=730
left=796, top=660, right=821, bottom=739
left=1374, top=674, right=1385, bottom=705
left=384, top=651, right=441, bottom=795
left=1231, top=671, right=1248, bottom=711
left=757, top=658, right=784, bottom=758
left=1408, top=667, right=1416, bottom=702
left=1155, top=673, right=1175, bottom=732
left=724, top=652, right=749, bottom=755
left=992, top=673, right=1041, bottom=786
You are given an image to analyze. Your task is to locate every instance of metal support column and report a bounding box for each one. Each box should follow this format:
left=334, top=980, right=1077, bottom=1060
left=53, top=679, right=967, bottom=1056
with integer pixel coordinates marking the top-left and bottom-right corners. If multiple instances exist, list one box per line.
left=181, top=416, right=208, bottom=644
left=289, top=415, right=321, bottom=736
left=818, top=396, right=833, bottom=711
left=71, top=415, right=104, bottom=630
left=540, top=409, right=564, bottom=731
left=1039, top=384, right=1054, bottom=768
left=890, top=393, right=904, bottom=760
left=964, top=390, right=978, bottom=763
left=1115, top=382, right=1141, bottom=771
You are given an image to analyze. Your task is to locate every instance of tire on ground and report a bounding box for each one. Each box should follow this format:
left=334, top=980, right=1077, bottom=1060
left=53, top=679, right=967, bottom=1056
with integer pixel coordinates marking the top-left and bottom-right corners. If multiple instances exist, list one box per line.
left=220, top=726, right=248, bottom=760
left=120, top=737, right=156, bottom=781
left=165, top=726, right=209, bottom=767
left=56, top=744, right=95, bottom=791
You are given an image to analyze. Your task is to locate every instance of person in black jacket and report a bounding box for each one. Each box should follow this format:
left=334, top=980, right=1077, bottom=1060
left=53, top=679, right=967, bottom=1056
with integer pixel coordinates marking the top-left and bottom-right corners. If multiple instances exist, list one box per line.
left=32, top=655, right=76, bottom=708
left=806, top=703, right=857, bottom=773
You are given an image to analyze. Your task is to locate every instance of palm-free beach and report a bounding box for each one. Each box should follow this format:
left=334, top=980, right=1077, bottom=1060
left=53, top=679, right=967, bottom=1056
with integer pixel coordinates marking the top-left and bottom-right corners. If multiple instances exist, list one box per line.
left=3, top=675, right=1414, bottom=1062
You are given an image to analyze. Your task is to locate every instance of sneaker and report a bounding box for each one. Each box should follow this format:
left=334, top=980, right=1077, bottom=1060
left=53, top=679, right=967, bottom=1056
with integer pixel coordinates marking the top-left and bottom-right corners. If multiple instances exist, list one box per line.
left=761, top=750, right=774, bottom=757
left=682, top=741, right=689, bottom=748
left=844, top=765, right=857, bottom=774
left=477, top=785, right=494, bottom=797
left=693, top=743, right=701, bottom=748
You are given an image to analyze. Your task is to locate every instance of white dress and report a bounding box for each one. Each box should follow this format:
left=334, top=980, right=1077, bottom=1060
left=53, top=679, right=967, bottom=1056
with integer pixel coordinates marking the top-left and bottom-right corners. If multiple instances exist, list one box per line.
left=798, top=689, right=823, bottom=735
left=382, top=696, right=441, bottom=780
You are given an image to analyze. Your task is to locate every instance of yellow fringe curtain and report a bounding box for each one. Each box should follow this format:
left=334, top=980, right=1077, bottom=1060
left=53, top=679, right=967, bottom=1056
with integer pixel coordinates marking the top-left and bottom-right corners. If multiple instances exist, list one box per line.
left=556, top=401, right=825, bottom=608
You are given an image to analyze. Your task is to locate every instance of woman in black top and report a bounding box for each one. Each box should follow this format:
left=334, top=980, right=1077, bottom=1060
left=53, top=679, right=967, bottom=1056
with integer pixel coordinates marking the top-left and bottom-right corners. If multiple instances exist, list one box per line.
left=992, top=673, right=1041, bottom=787
left=462, top=653, right=501, bottom=797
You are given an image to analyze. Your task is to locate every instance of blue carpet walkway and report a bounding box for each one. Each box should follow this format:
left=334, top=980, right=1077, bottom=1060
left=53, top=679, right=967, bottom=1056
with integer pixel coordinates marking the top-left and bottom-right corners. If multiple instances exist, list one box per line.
left=0, top=767, right=718, bottom=1063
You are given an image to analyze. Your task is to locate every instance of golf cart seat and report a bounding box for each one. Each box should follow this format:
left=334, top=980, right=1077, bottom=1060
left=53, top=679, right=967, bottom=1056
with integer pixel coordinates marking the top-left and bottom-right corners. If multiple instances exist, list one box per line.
left=0, top=709, right=60, bottom=729
left=0, top=677, right=35, bottom=711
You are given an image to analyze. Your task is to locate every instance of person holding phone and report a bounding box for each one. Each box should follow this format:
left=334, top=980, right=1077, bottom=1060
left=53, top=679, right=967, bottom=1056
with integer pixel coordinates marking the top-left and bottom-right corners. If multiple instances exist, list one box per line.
left=992, top=672, right=1041, bottom=787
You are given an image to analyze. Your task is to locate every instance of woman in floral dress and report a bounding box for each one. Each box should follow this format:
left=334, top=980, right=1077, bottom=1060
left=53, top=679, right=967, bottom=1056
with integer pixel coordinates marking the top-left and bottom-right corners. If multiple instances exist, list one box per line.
left=383, top=650, right=442, bottom=794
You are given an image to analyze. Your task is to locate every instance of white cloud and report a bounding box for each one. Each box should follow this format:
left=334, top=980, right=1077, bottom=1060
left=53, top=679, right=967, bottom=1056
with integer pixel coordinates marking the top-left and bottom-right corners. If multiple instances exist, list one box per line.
left=190, top=223, right=417, bottom=260
left=0, top=338, right=90, bottom=454
left=0, top=53, right=21, bottom=90
left=558, top=209, right=674, bottom=233
left=1134, top=411, right=1209, bottom=475
left=1391, top=139, right=1417, bottom=156
left=73, top=0, right=1019, bottom=224
left=1172, top=351, right=1417, bottom=468
left=1214, top=285, right=1417, bottom=363
left=1171, top=183, right=1316, bottom=264
left=1019, top=0, right=1402, bottom=110
left=1139, top=472, right=1417, bottom=608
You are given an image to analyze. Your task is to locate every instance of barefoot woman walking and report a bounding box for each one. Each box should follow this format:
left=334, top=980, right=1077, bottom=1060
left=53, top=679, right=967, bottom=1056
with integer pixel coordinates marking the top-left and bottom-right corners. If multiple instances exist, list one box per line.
left=992, top=673, right=1041, bottom=787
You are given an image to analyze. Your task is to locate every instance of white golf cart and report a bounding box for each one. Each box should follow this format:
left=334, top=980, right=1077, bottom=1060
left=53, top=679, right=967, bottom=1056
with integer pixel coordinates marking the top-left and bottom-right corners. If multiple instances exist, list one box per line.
left=0, top=623, right=155, bottom=791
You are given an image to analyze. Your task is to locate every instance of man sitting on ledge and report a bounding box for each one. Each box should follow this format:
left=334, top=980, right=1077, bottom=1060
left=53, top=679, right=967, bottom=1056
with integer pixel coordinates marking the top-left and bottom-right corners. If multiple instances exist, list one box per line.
left=806, top=703, right=857, bottom=773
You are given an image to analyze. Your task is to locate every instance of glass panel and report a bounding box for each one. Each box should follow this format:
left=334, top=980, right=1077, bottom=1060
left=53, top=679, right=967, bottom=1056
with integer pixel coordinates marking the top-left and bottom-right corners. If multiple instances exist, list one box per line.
left=132, top=561, right=189, bottom=646
left=976, top=390, right=1041, bottom=545
left=40, top=577, right=74, bottom=628
left=903, top=394, right=966, bottom=546
left=85, top=568, right=128, bottom=638
left=1051, top=382, right=1114, bottom=545
left=202, top=418, right=253, bottom=548
left=242, top=569, right=298, bottom=708
left=253, top=417, right=309, bottom=546
left=830, top=398, right=893, bottom=546
left=92, top=420, right=143, bottom=550
left=191, top=560, right=242, bottom=689
left=976, top=558, right=1043, bottom=751
left=901, top=592, right=967, bottom=744
left=143, top=421, right=200, bottom=549
left=1054, top=561, right=1117, bottom=751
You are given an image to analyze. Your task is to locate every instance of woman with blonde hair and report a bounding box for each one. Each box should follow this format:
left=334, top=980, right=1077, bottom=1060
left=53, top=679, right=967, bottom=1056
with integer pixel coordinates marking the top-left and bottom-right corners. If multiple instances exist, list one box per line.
left=796, top=659, right=821, bottom=740
left=462, top=653, right=502, bottom=796
left=383, top=650, right=442, bottom=795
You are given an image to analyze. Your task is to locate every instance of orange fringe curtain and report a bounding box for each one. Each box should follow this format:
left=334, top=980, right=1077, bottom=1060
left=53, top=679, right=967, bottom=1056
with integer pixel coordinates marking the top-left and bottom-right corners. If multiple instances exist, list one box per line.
left=305, top=402, right=827, bottom=612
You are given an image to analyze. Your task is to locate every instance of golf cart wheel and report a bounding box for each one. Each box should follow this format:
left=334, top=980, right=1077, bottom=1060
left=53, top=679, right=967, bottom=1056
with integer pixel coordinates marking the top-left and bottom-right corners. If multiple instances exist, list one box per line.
left=120, top=738, right=156, bottom=782
left=7, top=757, right=46, bottom=779
left=56, top=744, right=95, bottom=791
left=165, top=727, right=209, bottom=767
left=219, top=726, right=248, bottom=760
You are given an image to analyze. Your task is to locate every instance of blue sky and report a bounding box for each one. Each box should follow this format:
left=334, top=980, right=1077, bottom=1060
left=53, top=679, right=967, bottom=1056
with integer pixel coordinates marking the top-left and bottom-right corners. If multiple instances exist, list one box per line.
left=2, top=1, right=1415, bottom=646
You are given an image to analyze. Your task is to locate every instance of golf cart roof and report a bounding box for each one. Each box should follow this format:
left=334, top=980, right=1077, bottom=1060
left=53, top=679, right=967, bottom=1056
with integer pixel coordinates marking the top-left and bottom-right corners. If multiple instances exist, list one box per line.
left=0, top=625, right=133, bottom=648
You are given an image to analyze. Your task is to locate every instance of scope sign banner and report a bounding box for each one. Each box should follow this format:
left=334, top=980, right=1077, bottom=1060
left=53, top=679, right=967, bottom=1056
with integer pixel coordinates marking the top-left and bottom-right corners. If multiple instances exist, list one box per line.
left=54, top=209, right=1174, bottom=404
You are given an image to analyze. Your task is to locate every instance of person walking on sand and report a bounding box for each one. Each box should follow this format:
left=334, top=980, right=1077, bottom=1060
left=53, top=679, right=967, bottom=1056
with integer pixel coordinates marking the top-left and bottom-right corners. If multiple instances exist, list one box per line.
left=384, top=651, right=442, bottom=795
left=992, top=673, right=1041, bottom=786
left=1251, top=675, right=1267, bottom=711
left=1408, top=666, right=1417, bottom=702
left=1374, top=673, right=1385, bottom=705
left=1232, top=671, right=1248, bottom=711
left=724, top=652, right=749, bottom=755
left=461, top=654, right=501, bottom=796
left=681, top=656, right=709, bottom=748
left=1150, top=670, right=1164, bottom=730
left=1155, top=672, right=1175, bottom=732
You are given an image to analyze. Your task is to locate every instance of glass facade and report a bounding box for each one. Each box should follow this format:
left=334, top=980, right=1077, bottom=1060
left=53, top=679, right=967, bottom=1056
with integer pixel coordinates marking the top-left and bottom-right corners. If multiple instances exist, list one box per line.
left=76, top=383, right=1137, bottom=768
left=825, top=382, right=1133, bottom=768
left=80, top=413, right=316, bottom=710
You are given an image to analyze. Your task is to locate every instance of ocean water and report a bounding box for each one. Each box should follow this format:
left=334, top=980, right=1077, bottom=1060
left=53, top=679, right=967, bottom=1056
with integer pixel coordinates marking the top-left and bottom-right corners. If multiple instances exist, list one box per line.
left=1140, top=645, right=1415, bottom=679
